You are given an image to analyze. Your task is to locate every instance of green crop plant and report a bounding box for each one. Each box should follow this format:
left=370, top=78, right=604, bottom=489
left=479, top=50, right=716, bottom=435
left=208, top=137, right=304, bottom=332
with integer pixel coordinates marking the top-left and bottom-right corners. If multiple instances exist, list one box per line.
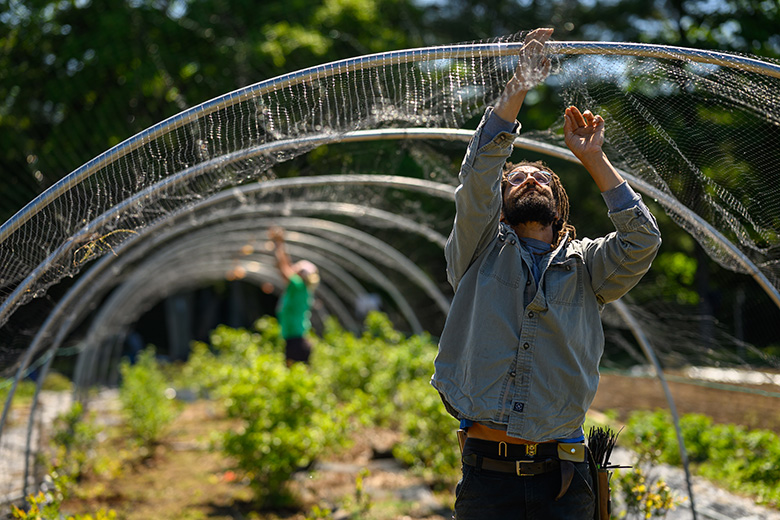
left=118, top=347, right=178, bottom=449
left=625, top=409, right=780, bottom=507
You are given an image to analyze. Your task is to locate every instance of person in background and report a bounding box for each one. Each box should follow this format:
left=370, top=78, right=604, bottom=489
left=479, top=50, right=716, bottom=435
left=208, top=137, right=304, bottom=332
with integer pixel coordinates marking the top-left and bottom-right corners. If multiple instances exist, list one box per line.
left=269, top=227, right=319, bottom=365
left=431, top=28, right=661, bottom=519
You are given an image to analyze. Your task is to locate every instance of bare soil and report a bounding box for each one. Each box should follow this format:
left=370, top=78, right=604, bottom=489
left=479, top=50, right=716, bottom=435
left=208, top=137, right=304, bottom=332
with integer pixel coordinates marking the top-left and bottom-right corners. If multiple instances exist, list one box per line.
left=592, top=373, right=780, bottom=432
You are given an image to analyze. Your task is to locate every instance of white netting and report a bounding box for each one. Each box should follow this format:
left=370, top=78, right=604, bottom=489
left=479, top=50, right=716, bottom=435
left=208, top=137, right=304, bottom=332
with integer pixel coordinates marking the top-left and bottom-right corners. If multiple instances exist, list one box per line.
left=1, top=32, right=779, bottom=383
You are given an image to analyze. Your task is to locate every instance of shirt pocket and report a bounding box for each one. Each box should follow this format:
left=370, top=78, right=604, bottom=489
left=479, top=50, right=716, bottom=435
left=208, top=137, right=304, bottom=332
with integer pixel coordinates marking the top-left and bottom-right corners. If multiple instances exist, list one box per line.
left=544, top=257, right=583, bottom=306
left=478, top=243, right=521, bottom=288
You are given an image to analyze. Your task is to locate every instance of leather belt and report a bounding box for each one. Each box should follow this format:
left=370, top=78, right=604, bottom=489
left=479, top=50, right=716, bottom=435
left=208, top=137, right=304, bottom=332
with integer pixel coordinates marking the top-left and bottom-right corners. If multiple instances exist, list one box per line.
left=459, top=436, right=585, bottom=500
left=462, top=453, right=559, bottom=476
left=463, top=437, right=559, bottom=459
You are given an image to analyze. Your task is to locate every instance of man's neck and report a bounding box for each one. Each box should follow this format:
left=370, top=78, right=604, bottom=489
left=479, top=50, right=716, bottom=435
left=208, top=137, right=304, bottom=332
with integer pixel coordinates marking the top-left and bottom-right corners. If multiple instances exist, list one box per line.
left=512, top=221, right=554, bottom=245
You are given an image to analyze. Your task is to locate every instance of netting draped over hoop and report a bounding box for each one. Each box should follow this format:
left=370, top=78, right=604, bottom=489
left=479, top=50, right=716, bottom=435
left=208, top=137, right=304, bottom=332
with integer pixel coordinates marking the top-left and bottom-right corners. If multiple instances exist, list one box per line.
left=554, top=44, right=780, bottom=283
left=1, top=32, right=780, bottom=383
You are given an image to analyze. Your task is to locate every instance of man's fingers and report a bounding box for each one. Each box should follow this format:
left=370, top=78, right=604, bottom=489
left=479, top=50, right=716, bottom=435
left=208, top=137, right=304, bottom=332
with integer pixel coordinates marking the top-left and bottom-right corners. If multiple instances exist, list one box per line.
left=568, top=106, right=587, bottom=128
left=521, top=39, right=544, bottom=53
left=583, top=110, right=596, bottom=126
left=519, top=41, right=550, bottom=75
left=524, top=27, right=554, bottom=45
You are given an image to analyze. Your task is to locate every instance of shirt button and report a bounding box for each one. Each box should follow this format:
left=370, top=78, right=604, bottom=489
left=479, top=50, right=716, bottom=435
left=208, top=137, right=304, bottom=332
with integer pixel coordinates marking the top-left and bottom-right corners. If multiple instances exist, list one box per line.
left=526, top=280, right=531, bottom=286
left=528, top=311, right=534, bottom=318
left=510, top=371, right=517, bottom=377
left=566, top=265, right=572, bottom=271
left=523, top=342, right=530, bottom=350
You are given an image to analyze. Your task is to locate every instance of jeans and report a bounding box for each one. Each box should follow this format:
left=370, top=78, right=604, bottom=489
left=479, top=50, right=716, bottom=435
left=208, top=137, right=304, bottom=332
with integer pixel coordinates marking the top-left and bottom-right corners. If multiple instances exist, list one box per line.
left=454, top=459, right=595, bottom=519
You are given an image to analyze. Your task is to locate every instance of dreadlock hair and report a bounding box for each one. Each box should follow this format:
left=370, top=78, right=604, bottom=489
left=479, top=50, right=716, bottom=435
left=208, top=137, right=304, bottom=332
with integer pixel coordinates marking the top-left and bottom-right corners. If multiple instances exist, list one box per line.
left=501, top=160, right=577, bottom=247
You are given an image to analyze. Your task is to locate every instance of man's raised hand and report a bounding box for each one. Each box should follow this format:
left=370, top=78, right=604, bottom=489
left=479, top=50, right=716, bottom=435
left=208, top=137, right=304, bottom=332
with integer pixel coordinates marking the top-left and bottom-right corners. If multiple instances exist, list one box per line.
left=513, top=28, right=554, bottom=90
left=494, top=28, right=554, bottom=123
left=564, top=106, right=605, bottom=162
left=564, top=105, right=624, bottom=192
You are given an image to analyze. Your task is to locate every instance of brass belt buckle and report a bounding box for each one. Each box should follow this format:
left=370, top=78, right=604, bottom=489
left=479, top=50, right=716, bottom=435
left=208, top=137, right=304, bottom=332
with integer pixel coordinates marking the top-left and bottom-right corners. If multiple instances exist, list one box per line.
left=516, top=460, right=534, bottom=477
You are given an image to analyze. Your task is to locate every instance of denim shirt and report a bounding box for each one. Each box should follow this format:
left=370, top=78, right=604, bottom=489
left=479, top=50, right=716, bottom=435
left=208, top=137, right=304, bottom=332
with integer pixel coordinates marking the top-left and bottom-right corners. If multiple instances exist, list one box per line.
left=431, top=108, right=662, bottom=442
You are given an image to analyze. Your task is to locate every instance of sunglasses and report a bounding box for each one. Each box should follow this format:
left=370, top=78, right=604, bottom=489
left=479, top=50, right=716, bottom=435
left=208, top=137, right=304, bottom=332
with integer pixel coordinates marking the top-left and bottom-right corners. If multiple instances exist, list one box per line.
left=507, top=167, right=552, bottom=186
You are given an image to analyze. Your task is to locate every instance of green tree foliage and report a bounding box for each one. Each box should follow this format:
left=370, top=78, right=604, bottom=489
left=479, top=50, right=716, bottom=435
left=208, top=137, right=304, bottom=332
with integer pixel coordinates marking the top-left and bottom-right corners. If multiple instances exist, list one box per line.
left=421, top=0, right=780, bottom=59
left=0, top=0, right=425, bottom=222
left=4, top=0, right=778, bottom=223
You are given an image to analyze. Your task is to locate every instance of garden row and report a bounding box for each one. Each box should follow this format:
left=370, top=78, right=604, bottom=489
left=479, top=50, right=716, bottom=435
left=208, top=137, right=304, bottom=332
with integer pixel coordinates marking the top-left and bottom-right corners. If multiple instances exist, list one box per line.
left=6, top=312, right=779, bottom=518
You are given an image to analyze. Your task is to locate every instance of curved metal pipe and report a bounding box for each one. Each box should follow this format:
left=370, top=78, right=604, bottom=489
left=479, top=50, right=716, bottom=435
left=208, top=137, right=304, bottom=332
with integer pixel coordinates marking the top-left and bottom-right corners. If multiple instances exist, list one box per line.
left=3, top=40, right=777, bottom=331
left=1, top=182, right=452, bottom=435
left=73, top=215, right=435, bottom=338
left=1, top=41, right=772, bottom=518
left=613, top=299, right=698, bottom=520
left=551, top=41, right=780, bottom=78
left=75, top=216, right=437, bottom=338
left=4, top=127, right=778, bottom=443
left=81, top=235, right=399, bottom=338
left=3, top=39, right=778, bottom=248
left=5, top=122, right=774, bottom=345
left=76, top=268, right=357, bottom=390
left=72, top=244, right=380, bottom=387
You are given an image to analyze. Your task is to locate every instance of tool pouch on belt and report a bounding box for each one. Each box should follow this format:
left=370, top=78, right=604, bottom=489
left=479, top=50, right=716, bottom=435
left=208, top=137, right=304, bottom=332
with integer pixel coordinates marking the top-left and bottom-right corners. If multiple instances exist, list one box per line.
left=555, top=443, right=585, bottom=500
left=587, top=448, right=611, bottom=520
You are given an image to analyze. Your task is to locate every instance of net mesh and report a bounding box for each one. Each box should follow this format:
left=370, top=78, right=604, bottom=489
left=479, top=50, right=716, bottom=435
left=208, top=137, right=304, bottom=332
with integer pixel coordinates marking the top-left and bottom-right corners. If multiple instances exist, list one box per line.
left=553, top=51, right=780, bottom=277
left=1, top=32, right=779, bottom=383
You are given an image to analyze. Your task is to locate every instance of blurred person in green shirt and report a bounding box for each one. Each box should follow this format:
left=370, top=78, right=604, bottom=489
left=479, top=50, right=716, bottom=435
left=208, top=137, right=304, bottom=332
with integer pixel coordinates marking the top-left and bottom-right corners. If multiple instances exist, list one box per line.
left=269, top=227, right=319, bottom=365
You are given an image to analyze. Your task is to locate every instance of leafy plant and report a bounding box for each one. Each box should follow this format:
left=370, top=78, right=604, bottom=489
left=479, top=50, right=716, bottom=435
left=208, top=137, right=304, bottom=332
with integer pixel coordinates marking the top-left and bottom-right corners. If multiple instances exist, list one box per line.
left=49, top=401, right=99, bottom=481
left=612, top=465, right=679, bottom=519
left=392, top=378, right=460, bottom=485
left=625, top=409, right=780, bottom=507
left=312, top=312, right=438, bottom=427
left=10, top=471, right=116, bottom=520
left=118, top=346, right=178, bottom=448
left=188, top=312, right=450, bottom=507
left=40, top=372, right=73, bottom=393
left=214, top=344, right=344, bottom=506
left=0, top=379, right=37, bottom=409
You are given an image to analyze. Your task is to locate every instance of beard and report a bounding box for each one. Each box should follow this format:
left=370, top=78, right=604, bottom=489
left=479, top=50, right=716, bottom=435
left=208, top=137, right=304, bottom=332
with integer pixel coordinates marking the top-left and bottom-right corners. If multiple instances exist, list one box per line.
left=503, top=189, right=558, bottom=227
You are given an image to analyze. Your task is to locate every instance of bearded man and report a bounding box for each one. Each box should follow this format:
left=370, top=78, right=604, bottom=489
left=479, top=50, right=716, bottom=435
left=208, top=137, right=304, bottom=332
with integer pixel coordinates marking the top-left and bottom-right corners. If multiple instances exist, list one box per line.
left=431, top=28, right=661, bottom=519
